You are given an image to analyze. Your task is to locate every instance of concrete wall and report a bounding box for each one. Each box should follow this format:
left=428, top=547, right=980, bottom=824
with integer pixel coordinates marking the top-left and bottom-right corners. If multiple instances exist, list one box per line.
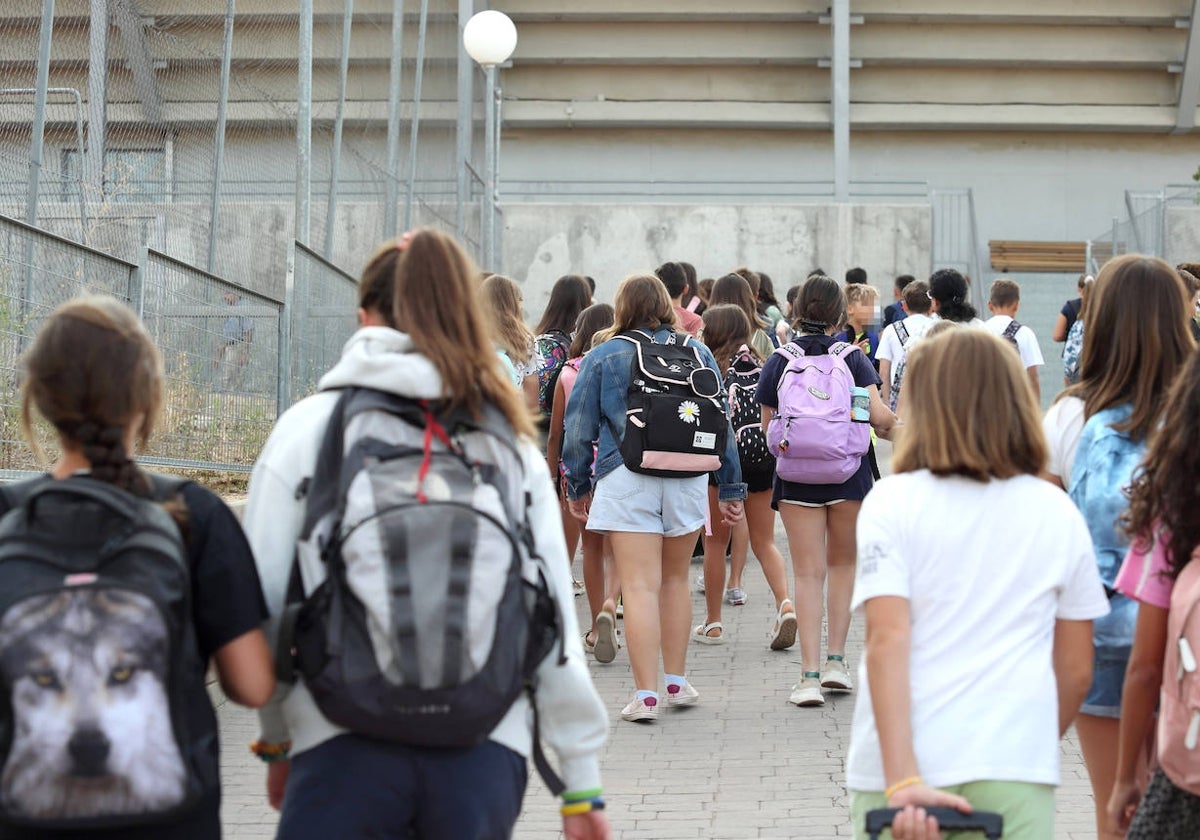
left=502, top=202, right=931, bottom=313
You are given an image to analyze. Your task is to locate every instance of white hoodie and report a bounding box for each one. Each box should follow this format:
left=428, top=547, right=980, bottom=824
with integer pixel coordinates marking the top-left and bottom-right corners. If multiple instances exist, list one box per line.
left=243, top=327, right=607, bottom=794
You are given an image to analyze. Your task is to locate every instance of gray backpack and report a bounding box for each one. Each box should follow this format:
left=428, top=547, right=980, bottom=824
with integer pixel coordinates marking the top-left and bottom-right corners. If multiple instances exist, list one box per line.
left=276, top=388, right=565, bottom=791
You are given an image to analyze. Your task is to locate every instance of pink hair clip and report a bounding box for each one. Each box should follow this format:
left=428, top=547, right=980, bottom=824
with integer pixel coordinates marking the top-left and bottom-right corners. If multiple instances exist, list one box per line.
left=395, top=230, right=415, bottom=252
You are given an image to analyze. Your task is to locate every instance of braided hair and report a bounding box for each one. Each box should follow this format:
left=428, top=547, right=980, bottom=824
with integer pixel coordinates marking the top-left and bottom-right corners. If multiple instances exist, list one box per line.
left=21, top=296, right=187, bottom=533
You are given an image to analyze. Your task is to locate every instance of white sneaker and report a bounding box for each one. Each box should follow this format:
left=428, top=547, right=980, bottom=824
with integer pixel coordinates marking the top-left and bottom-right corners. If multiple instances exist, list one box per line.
left=665, top=681, right=699, bottom=708
left=788, top=676, right=825, bottom=707
left=821, top=656, right=853, bottom=692
left=621, top=694, right=661, bottom=722
left=694, top=572, right=706, bottom=593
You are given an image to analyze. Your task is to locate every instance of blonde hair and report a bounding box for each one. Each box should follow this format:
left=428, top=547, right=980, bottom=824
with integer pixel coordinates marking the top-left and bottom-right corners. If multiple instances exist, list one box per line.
left=359, top=230, right=534, bottom=438
left=893, top=328, right=1046, bottom=481
left=480, top=274, right=535, bottom=365
left=844, top=284, right=879, bottom=306
left=596, top=274, right=678, bottom=344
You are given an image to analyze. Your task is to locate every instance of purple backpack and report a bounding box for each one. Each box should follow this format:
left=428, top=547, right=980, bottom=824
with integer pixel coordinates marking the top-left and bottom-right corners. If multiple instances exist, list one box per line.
left=766, top=341, right=869, bottom=484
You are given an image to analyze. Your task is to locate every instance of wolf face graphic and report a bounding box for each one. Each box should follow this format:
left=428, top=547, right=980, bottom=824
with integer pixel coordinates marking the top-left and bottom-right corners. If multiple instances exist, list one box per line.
left=0, top=588, right=187, bottom=819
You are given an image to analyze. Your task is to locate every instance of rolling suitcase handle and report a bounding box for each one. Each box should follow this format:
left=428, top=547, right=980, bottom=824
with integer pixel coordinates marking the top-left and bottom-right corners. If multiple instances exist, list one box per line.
left=865, top=807, right=1003, bottom=839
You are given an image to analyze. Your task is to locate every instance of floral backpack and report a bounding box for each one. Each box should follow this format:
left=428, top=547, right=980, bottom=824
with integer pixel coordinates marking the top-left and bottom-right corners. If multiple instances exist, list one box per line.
left=723, top=346, right=773, bottom=471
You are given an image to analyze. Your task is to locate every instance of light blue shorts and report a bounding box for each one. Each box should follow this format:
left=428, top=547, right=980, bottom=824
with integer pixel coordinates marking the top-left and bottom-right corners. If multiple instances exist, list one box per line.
left=585, top=465, right=707, bottom=538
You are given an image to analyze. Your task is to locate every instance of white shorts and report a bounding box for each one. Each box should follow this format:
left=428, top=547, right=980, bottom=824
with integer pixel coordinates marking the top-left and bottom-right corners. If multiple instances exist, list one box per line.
left=585, top=464, right=707, bottom=538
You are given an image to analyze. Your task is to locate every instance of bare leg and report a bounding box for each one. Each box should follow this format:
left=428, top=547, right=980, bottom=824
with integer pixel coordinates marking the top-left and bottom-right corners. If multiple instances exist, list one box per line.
left=1076, top=714, right=1123, bottom=840
left=581, top=527, right=606, bottom=639
left=661, top=529, right=702, bottom=677
left=610, top=531, right=665, bottom=692
left=727, top=519, right=749, bottom=593
left=824, top=500, right=861, bottom=657
left=779, top=503, right=829, bottom=671
left=744, top=491, right=789, bottom=610
left=701, top=487, right=729, bottom=636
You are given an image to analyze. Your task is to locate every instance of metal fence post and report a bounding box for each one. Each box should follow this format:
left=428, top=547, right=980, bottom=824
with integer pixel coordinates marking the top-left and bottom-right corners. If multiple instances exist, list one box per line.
left=27, top=0, right=55, bottom=228
left=483, top=64, right=497, bottom=269
left=86, top=0, right=108, bottom=207
left=403, top=0, right=430, bottom=230
left=208, top=0, right=236, bottom=274
left=325, top=0, right=355, bottom=259
left=279, top=244, right=295, bottom=414
left=296, top=0, right=314, bottom=245
left=454, top=0, right=475, bottom=239
left=384, top=0, right=406, bottom=238
left=131, top=248, right=146, bottom=317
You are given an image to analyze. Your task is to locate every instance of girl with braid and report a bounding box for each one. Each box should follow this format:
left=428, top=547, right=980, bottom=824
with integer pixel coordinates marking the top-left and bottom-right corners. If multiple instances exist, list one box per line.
left=4, top=295, right=274, bottom=840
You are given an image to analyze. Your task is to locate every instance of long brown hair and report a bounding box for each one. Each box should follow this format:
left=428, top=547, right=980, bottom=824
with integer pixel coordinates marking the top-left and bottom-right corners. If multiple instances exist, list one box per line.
left=1125, top=349, right=1200, bottom=577
left=568, top=303, right=614, bottom=358
left=21, top=296, right=188, bottom=529
left=893, top=328, right=1046, bottom=481
left=710, top=274, right=762, bottom=335
left=480, top=273, right=534, bottom=364
left=1063, top=254, right=1194, bottom=441
left=700, top=304, right=755, bottom=370
left=595, top=274, right=677, bottom=344
left=359, top=230, right=534, bottom=438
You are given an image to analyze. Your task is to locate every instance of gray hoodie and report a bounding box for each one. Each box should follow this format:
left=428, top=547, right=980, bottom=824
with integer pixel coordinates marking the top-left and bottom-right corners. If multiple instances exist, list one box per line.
left=243, top=326, right=607, bottom=794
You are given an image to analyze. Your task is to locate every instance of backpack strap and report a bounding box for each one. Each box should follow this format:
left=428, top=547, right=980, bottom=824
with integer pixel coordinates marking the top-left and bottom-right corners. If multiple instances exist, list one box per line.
left=1002, top=320, right=1022, bottom=341
left=773, top=341, right=804, bottom=361
left=895, top=320, right=910, bottom=346
left=829, top=340, right=863, bottom=361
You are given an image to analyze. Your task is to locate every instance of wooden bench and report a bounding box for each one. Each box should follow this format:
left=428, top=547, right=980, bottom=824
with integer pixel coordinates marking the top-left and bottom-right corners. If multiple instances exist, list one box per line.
left=989, top=240, right=1091, bottom=273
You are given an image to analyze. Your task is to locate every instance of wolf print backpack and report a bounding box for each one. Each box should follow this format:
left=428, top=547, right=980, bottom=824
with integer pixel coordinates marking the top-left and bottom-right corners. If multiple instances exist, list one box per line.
left=0, top=475, right=211, bottom=828
left=615, top=330, right=729, bottom=478
left=277, top=388, right=566, bottom=793
left=534, top=330, right=571, bottom=419
left=1158, top=551, right=1200, bottom=796
left=767, top=341, right=870, bottom=484
left=723, top=346, right=773, bottom=471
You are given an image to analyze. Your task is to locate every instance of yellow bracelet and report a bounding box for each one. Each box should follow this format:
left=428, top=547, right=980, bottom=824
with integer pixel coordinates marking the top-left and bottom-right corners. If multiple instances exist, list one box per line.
left=885, top=776, right=923, bottom=799
left=560, top=801, right=594, bottom=817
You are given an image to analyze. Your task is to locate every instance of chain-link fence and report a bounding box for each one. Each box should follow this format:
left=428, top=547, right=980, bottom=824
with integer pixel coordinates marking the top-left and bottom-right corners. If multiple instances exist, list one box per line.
left=291, top=240, right=358, bottom=401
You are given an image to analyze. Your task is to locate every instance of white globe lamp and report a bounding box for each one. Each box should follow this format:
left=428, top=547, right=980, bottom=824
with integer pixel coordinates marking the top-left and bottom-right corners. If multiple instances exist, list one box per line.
left=463, top=10, right=518, bottom=68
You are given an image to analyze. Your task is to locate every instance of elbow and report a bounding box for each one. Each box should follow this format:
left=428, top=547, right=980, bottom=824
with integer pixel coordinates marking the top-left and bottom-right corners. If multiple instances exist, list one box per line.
left=1125, top=656, right=1163, bottom=695
left=225, top=675, right=277, bottom=709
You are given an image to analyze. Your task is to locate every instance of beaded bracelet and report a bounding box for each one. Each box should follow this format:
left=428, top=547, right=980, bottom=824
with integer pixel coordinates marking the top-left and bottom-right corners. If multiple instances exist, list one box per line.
left=249, top=740, right=292, bottom=763
left=560, top=797, right=605, bottom=817
left=885, top=776, right=923, bottom=799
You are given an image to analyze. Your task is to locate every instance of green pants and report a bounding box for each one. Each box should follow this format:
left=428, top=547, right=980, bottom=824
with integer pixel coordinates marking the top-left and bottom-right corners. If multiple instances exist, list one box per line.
left=849, top=781, right=1055, bottom=840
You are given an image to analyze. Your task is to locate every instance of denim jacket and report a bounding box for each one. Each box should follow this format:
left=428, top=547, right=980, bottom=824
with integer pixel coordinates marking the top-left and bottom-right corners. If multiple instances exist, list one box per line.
left=562, top=327, right=746, bottom=502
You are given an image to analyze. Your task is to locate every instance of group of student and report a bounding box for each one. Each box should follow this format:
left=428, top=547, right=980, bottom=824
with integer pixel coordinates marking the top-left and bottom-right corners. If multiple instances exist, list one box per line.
left=5, top=225, right=1200, bottom=840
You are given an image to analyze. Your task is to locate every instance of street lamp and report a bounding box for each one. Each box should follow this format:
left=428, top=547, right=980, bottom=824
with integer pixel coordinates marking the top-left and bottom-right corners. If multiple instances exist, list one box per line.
left=463, top=10, right=517, bottom=271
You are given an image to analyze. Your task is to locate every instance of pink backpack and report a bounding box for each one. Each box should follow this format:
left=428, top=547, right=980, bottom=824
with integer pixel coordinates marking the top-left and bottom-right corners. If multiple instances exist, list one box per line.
left=1159, top=552, right=1200, bottom=795
left=766, top=341, right=869, bottom=484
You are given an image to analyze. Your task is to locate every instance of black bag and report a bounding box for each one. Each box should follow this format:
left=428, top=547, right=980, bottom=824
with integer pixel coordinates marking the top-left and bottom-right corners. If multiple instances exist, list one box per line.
left=0, top=475, right=212, bottom=829
left=866, top=807, right=1003, bottom=839
left=723, top=346, right=773, bottom=471
left=616, top=330, right=728, bottom=478
left=277, top=389, right=566, bottom=792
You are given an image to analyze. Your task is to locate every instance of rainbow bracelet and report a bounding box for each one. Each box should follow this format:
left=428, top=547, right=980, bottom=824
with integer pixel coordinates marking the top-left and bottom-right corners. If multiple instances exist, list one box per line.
left=560, top=797, right=605, bottom=817
left=249, top=740, right=292, bottom=763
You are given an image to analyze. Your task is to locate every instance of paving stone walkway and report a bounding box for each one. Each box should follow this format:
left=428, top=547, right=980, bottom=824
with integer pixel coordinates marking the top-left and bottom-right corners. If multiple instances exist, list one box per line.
left=217, top=442, right=1102, bottom=838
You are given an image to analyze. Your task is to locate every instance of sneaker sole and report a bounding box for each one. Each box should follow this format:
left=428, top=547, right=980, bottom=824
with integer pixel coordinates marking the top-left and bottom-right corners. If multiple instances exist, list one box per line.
left=788, top=693, right=825, bottom=708
left=593, top=612, right=618, bottom=664
left=666, top=693, right=699, bottom=709
left=821, top=679, right=853, bottom=692
left=769, top=614, right=797, bottom=651
left=621, top=709, right=660, bottom=722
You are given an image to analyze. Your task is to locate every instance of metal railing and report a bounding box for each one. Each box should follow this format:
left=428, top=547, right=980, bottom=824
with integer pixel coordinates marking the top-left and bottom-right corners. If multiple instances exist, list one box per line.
left=499, top=178, right=932, bottom=204
left=930, top=188, right=983, bottom=305
left=290, top=241, right=359, bottom=401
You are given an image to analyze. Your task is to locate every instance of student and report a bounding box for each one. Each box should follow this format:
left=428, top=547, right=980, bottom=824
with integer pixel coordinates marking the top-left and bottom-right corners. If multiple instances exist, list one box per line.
left=845, top=267, right=868, bottom=285
left=547, top=303, right=621, bottom=663
left=244, top=230, right=611, bottom=840
left=563, top=274, right=746, bottom=723
left=1177, top=265, right=1200, bottom=342
left=1108, top=349, right=1200, bottom=838
left=877, top=280, right=933, bottom=411
left=883, top=274, right=914, bottom=327
left=693, top=305, right=795, bottom=649
left=927, top=268, right=980, bottom=325
left=1042, top=254, right=1195, bottom=840
left=533, top=275, right=591, bottom=426
left=1062, top=275, right=1095, bottom=387
left=984, top=278, right=1044, bottom=404
left=482, top=274, right=540, bottom=412
left=656, top=261, right=704, bottom=338
left=1053, top=274, right=1090, bottom=344
left=710, top=273, right=775, bottom=359
left=842, top=283, right=881, bottom=370
left=680, top=261, right=705, bottom=316
left=847, top=328, right=1107, bottom=840
left=758, top=275, right=897, bottom=707
left=756, top=271, right=786, bottom=328
left=6, top=295, right=274, bottom=840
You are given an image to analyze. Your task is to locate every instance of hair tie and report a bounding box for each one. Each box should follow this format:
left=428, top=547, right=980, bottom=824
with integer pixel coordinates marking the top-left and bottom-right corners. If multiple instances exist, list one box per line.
left=798, top=319, right=828, bottom=334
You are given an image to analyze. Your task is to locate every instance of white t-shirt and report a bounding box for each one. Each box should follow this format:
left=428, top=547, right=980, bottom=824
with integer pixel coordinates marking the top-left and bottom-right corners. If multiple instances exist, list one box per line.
left=985, top=314, right=1045, bottom=370
left=876, top=313, right=935, bottom=364
left=846, top=470, right=1109, bottom=791
left=1043, top=395, right=1086, bottom=488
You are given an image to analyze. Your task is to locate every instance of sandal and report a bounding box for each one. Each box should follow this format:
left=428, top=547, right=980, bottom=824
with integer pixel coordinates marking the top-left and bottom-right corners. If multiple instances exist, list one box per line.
left=582, top=631, right=596, bottom=654
left=768, top=599, right=797, bottom=651
left=692, top=621, right=727, bottom=645
left=593, top=608, right=619, bottom=664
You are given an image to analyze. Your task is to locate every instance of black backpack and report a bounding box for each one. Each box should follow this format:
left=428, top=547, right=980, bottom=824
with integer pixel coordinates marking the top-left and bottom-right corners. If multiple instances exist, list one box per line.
left=615, top=330, right=729, bottom=478
left=723, top=347, right=773, bottom=471
left=0, top=475, right=213, bottom=829
left=276, top=389, right=566, bottom=793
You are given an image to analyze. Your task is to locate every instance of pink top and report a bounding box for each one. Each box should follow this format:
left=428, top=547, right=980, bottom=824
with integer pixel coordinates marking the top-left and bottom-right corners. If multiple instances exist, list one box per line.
left=1115, top=529, right=1176, bottom=610
left=674, top=305, right=704, bottom=338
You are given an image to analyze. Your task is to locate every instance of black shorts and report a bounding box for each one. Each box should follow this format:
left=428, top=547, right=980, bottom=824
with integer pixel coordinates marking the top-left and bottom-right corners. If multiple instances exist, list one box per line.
left=708, top=461, right=775, bottom=495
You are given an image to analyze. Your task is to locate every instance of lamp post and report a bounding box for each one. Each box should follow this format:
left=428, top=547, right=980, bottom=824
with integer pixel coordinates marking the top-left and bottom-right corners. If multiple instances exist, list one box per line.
left=463, top=10, right=517, bottom=271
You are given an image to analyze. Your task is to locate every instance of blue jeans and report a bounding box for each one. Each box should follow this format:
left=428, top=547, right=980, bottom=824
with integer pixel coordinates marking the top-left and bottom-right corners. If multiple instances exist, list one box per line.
left=277, top=735, right=527, bottom=840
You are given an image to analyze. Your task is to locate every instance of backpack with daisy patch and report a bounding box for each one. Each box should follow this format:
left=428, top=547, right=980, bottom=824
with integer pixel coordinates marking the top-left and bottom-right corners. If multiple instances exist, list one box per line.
left=616, top=330, right=728, bottom=478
